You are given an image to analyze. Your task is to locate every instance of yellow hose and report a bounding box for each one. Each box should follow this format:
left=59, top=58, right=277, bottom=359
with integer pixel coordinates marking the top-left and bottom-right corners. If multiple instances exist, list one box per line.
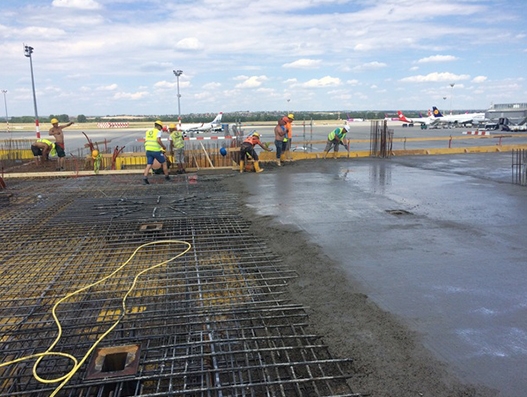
left=0, top=239, right=191, bottom=396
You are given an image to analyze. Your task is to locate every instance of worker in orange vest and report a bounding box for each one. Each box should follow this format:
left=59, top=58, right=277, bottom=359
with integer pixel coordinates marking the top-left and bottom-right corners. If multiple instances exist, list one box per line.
left=239, top=132, right=272, bottom=173
left=281, top=113, right=294, bottom=161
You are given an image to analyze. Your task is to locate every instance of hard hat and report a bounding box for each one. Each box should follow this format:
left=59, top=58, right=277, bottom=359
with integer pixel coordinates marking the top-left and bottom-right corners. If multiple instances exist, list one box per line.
left=220, top=147, right=227, bottom=156
left=51, top=118, right=59, bottom=124
left=169, top=123, right=177, bottom=129
left=91, top=149, right=99, bottom=158
left=154, top=120, right=163, bottom=126
left=287, top=113, right=295, bottom=120
left=252, top=132, right=260, bottom=138
left=344, top=125, right=350, bottom=132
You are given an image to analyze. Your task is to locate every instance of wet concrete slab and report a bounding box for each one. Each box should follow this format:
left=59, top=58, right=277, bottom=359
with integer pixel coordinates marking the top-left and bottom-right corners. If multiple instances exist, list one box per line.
left=239, top=152, right=527, bottom=397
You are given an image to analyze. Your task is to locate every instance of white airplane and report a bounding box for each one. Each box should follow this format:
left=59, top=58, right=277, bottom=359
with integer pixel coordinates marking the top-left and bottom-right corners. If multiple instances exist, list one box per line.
left=431, top=107, right=486, bottom=126
left=177, top=112, right=223, bottom=133
left=397, top=110, right=438, bottom=126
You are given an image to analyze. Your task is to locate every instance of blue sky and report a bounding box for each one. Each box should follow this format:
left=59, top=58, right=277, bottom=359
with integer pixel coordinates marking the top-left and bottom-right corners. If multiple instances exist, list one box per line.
left=1, top=0, right=526, bottom=117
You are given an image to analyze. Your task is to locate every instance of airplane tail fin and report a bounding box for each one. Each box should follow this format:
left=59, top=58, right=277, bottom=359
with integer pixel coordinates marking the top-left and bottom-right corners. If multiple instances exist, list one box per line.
left=397, top=110, right=410, bottom=123
left=211, top=112, right=223, bottom=125
left=432, top=106, right=443, bottom=118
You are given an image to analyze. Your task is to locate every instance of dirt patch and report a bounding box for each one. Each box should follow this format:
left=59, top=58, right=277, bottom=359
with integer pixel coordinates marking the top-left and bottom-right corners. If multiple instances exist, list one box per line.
left=222, top=172, right=497, bottom=397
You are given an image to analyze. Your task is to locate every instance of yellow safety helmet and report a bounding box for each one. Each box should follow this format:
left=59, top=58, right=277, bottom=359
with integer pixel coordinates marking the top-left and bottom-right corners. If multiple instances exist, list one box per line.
left=91, top=149, right=99, bottom=158
left=51, top=118, right=59, bottom=124
left=154, top=120, right=163, bottom=127
left=169, top=123, right=177, bottom=129
left=252, top=132, right=260, bottom=138
left=287, top=113, right=295, bottom=120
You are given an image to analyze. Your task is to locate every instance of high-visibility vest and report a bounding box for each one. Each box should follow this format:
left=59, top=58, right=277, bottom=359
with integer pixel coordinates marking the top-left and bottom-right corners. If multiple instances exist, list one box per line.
left=144, top=128, right=162, bottom=152
left=37, top=138, right=54, bottom=147
left=328, top=128, right=346, bottom=141
left=243, top=135, right=260, bottom=146
left=170, top=131, right=185, bottom=149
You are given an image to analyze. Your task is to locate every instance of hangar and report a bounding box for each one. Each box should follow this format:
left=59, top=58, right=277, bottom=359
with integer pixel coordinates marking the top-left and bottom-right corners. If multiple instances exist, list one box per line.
left=485, top=102, right=527, bottom=123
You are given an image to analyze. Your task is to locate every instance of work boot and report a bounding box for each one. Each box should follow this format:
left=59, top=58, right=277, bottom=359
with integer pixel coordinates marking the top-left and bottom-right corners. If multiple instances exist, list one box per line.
left=254, top=161, right=264, bottom=173
left=333, top=151, right=338, bottom=159
left=143, top=177, right=150, bottom=185
left=165, top=175, right=171, bottom=181
left=239, top=160, right=245, bottom=173
left=277, top=159, right=281, bottom=166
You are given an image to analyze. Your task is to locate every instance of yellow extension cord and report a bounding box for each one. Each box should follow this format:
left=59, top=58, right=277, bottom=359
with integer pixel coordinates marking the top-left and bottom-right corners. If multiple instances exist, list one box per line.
left=0, top=239, right=191, bottom=396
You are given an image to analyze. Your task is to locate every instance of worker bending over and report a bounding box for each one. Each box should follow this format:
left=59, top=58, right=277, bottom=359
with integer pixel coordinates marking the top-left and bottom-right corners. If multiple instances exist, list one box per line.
left=324, top=125, right=350, bottom=159
left=239, top=132, right=271, bottom=173
left=31, top=138, right=56, bottom=165
left=142, top=120, right=170, bottom=184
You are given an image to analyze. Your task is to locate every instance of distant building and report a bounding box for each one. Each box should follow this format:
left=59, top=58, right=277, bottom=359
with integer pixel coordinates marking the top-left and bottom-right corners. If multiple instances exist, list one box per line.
left=486, top=103, right=527, bottom=122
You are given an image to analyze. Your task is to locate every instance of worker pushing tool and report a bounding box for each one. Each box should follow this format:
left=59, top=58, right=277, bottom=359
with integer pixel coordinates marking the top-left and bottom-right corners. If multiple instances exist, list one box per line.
left=324, top=125, right=350, bottom=159
left=239, top=132, right=272, bottom=173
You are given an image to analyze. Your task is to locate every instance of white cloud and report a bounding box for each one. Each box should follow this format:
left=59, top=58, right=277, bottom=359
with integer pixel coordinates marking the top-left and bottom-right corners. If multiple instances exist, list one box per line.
left=203, top=82, right=221, bottom=89
left=400, top=72, right=470, bottom=83
left=283, top=59, right=322, bottom=69
left=154, top=81, right=177, bottom=90
left=235, top=76, right=268, bottom=89
left=52, top=0, right=102, bottom=10
left=417, top=55, right=458, bottom=63
left=472, top=76, right=488, bottom=83
left=353, top=61, right=387, bottom=71
left=96, top=84, right=118, bottom=91
left=302, top=76, right=342, bottom=88
left=176, top=38, right=204, bottom=50
left=113, top=91, right=149, bottom=100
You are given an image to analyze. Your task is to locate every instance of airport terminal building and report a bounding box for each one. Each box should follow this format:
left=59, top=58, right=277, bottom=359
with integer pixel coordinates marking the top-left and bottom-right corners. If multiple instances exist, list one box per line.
left=486, top=102, right=527, bottom=122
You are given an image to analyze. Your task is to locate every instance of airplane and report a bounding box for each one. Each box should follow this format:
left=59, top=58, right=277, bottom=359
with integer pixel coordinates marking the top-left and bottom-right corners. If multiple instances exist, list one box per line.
left=396, top=110, right=438, bottom=126
left=176, top=112, right=223, bottom=133
left=431, top=107, right=486, bottom=126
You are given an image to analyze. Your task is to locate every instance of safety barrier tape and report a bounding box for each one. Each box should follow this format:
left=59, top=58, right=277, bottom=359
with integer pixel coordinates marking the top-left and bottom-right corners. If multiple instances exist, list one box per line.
left=462, top=130, right=491, bottom=135
left=97, top=122, right=130, bottom=128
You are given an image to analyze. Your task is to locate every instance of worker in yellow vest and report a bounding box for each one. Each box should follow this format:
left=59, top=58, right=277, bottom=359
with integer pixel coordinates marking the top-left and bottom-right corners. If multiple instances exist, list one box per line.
left=30, top=138, right=56, bottom=165
left=324, top=125, right=350, bottom=159
left=142, top=120, right=170, bottom=184
left=168, top=123, right=186, bottom=174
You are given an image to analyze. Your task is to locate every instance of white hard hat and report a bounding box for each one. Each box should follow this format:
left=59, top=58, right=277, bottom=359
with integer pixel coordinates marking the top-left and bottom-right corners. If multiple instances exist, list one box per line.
left=344, top=125, right=350, bottom=132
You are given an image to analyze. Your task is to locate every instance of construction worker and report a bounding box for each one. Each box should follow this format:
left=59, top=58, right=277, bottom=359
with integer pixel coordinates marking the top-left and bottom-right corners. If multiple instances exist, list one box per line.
left=274, top=118, right=287, bottom=166
left=168, top=123, right=186, bottom=174
left=281, top=113, right=294, bottom=161
left=48, top=118, right=74, bottom=171
left=142, top=120, right=170, bottom=184
left=239, top=132, right=272, bottom=173
left=30, top=138, right=56, bottom=165
left=324, top=125, right=350, bottom=159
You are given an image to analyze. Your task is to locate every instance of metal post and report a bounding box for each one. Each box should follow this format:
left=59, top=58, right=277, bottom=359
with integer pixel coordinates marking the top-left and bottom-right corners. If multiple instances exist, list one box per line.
left=449, top=83, right=455, bottom=116
left=24, top=45, right=40, bottom=138
left=1, top=90, right=8, bottom=134
left=173, top=69, right=183, bottom=124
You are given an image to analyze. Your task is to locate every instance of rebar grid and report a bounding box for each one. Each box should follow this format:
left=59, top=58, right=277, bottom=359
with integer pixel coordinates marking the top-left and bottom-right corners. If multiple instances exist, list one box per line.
left=0, top=175, right=358, bottom=397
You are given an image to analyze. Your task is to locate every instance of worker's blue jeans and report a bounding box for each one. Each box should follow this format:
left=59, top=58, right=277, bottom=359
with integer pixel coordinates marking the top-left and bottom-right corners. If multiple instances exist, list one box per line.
left=274, top=140, right=283, bottom=160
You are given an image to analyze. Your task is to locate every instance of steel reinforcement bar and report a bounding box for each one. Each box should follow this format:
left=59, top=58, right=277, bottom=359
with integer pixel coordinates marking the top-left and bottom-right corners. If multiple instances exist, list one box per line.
left=0, top=174, right=361, bottom=396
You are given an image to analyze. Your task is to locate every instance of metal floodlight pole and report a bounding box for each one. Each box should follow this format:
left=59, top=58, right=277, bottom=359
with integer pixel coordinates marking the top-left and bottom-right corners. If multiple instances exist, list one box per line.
left=449, top=83, right=455, bottom=115
left=173, top=69, right=183, bottom=123
left=24, top=45, right=40, bottom=138
left=1, top=90, right=8, bottom=134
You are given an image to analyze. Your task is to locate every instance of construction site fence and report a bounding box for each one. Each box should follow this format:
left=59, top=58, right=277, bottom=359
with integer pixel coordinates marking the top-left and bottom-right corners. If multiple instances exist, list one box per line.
left=512, top=149, right=527, bottom=186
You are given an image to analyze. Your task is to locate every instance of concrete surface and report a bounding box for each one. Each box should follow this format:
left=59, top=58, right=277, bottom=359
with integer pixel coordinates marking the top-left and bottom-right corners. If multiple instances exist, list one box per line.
left=238, top=152, right=527, bottom=397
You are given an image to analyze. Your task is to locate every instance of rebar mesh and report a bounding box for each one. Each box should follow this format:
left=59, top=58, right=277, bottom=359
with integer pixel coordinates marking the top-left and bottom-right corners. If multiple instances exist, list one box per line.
left=0, top=174, right=358, bottom=396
